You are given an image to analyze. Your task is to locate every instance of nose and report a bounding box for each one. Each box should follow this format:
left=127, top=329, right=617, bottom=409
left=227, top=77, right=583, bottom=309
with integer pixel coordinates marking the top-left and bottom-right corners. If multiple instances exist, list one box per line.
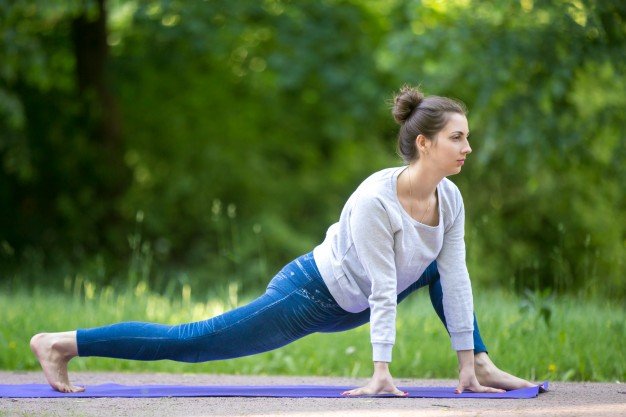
left=463, top=140, right=472, bottom=156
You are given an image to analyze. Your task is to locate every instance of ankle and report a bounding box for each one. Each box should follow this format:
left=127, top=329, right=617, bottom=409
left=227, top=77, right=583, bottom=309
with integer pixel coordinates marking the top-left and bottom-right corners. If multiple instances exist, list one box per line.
left=48, top=333, right=76, bottom=360
left=474, top=352, right=488, bottom=365
left=474, top=353, right=496, bottom=372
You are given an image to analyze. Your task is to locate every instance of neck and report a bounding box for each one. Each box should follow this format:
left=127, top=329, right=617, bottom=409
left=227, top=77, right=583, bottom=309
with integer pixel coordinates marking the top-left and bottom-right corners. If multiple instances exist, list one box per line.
left=407, top=159, right=443, bottom=200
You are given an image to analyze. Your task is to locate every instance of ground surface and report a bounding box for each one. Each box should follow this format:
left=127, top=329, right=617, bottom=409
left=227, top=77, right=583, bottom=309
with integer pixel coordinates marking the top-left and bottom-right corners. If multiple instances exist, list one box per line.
left=0, top=371, right=624, bottom=417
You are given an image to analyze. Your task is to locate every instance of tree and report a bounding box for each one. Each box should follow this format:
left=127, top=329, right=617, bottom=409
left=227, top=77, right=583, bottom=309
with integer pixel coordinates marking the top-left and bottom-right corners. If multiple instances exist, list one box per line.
left=383, top=0, right=626, bottom=294
left=0, top=0, right=129, bottom=268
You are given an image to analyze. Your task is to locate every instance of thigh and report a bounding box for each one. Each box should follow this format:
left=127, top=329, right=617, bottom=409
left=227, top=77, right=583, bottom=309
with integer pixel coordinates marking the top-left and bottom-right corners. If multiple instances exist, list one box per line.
left=317, top=309, right=370, bottom=333
left=180, top=253, right=346, bottom=359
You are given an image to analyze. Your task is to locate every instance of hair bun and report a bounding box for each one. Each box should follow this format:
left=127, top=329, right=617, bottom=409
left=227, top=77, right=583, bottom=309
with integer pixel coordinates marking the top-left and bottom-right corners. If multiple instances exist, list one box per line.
left=392, top=84, right=424, bottom=125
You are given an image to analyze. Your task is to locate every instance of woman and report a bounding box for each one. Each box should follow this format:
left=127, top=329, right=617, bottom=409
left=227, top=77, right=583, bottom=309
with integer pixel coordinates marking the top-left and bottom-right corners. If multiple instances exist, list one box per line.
left=31, top=85, right=535, bottom=396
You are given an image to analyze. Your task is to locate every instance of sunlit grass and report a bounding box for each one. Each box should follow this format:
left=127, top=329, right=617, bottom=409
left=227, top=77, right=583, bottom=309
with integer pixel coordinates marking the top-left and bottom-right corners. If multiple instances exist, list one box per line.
left=1, top=279, right=624, bottom=382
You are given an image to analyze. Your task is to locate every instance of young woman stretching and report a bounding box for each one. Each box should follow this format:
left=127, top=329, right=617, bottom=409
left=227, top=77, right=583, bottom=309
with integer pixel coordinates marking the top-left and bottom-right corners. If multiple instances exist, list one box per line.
left=31, top=85, right=535, bottom=396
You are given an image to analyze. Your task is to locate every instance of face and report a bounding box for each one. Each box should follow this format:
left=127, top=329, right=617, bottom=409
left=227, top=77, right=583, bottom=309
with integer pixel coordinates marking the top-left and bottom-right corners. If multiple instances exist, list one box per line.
left=418, top=112, right=472, bottom=176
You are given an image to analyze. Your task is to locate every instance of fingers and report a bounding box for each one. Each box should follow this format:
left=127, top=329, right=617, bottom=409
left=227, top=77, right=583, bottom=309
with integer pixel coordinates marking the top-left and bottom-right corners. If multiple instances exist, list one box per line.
left=341, top=388, right=408, bottom=397
left=388, top=388, right=408, bottom=397
left=468, top=384, right=505, bottom=393
left=455, top=383, right=506, bottom=394
left=480, top=386, right=506, bottom=393
left=341, top=388, right=364, bottom=396
left=455, top=378, right=471, bottom=394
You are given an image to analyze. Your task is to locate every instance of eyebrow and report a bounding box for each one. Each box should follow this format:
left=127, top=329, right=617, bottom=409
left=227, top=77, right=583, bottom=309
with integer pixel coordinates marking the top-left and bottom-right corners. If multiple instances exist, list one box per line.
left=450, top=131, right=469, bottom=136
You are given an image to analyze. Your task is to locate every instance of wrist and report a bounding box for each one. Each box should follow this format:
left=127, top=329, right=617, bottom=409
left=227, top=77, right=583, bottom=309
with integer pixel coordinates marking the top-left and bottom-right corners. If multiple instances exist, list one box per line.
left=373, top=361, right=390, bottom=373
left=456, top=349, right=475, bottom=370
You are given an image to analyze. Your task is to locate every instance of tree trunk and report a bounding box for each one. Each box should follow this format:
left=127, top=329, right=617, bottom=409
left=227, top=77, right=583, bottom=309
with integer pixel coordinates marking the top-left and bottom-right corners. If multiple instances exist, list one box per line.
left=71, top=0, right=129, bottom=251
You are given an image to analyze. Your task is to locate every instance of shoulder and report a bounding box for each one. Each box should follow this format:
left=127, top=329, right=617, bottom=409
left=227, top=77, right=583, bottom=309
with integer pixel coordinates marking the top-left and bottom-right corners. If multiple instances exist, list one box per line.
left=359, top=167, right=401, bottom=189
left=352, top=168, right=398, bottom=199
left=348, top=167, right=403, bottom=224
left=438, top=178, right=465, bottom=227
left=352, top=167, right=401, bottom=202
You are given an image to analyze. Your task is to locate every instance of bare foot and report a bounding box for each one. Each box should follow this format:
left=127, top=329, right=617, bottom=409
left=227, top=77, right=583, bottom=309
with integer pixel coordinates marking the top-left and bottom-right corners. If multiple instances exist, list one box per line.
left=474, top=352, right=536, bottom=391
left=30, top=332, right=84, bottom=393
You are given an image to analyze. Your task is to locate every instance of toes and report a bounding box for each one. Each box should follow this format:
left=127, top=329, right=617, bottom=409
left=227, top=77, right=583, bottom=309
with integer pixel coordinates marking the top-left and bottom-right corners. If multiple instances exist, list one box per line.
left=55, top=384, right=85, bottom=393
left=55, top=384, right=69, bottom=393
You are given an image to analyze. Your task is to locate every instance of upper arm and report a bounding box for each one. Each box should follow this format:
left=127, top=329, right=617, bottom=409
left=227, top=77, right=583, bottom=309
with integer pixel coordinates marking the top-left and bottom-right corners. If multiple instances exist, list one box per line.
left=349, top=195, right=397, bottom=289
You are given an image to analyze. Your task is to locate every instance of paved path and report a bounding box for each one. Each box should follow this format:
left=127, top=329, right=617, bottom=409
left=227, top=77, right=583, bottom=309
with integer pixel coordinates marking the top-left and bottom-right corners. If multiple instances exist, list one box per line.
left=1, top=372, right=625, bottom=416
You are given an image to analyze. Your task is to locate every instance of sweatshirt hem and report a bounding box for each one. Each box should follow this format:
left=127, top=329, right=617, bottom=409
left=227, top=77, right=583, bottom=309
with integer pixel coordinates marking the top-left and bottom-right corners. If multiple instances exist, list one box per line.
left=372, top=343, right=393, bottom=362
left=450, top=331, right=474, bottom=351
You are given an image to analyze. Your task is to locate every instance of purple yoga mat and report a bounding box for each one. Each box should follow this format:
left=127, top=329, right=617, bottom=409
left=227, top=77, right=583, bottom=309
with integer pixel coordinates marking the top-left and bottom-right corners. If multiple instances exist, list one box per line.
left=0, top=381, right=548, bottom=399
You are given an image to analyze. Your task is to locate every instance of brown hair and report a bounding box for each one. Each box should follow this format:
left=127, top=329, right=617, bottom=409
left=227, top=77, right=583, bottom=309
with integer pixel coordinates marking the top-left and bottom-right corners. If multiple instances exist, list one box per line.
left=392, top=85, right=467, bottom=163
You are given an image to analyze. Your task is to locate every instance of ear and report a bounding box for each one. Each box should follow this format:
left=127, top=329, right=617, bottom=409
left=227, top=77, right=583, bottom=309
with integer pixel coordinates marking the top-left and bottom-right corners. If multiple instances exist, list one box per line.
left=415, top=134, right=430, bottom=155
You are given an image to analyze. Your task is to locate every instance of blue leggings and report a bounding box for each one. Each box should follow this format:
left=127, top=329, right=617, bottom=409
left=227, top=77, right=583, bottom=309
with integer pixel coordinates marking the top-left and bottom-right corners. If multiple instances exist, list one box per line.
left=77, top=252, right=487, bottom=361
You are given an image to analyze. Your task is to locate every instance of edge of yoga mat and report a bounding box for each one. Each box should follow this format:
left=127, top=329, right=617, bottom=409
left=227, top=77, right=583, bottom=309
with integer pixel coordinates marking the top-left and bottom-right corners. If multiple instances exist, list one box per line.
left=0, top=381, right=549, bottom=399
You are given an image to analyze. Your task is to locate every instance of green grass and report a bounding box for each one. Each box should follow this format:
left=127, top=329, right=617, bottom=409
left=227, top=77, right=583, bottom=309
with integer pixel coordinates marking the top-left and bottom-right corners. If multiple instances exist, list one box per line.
left=1, top=279, right=624, bottom=382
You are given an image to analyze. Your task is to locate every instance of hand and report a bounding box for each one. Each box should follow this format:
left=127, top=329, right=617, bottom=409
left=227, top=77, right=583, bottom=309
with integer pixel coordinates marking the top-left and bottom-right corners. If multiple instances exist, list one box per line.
left=455, top=365, right=506, bottom=394
left=341, top=362, right=408, bottom=397
left=455, top=349, right=505, bottom=394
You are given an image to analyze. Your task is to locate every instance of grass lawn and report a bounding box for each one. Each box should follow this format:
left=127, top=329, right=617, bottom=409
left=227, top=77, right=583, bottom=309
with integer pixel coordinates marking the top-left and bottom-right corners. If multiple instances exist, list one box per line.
left=1, top=279, right=624, bottom=382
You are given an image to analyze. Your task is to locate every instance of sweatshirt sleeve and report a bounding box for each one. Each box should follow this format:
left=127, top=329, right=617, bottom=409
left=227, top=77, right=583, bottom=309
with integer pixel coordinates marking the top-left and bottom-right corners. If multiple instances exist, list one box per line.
left=349, top=194, right=397, bottom=362
left=436, top=192, right=474, bottom=351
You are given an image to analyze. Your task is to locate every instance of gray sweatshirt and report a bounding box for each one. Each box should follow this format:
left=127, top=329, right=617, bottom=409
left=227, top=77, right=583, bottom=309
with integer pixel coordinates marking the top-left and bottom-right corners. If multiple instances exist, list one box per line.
left=313, top=166, right=474, bottom=362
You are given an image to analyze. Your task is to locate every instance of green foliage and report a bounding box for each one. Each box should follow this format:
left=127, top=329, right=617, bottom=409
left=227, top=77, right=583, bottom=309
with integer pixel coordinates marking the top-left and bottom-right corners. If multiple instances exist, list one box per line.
left=0, top=0, right=624, bottom=296
left=109, top=0, right=393, bottom=275
left=0, top=0, right=130, bottom=264
left=383, top=0, right=626, bottom=295
left=519, top=288, right=554, bottom=327
left=1, top=282, right=624, bottom=381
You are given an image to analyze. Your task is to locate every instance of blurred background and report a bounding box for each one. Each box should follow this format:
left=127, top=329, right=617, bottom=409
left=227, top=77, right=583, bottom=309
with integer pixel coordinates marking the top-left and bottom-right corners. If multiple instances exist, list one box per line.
left=1, top=0, right=624, bottom=298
